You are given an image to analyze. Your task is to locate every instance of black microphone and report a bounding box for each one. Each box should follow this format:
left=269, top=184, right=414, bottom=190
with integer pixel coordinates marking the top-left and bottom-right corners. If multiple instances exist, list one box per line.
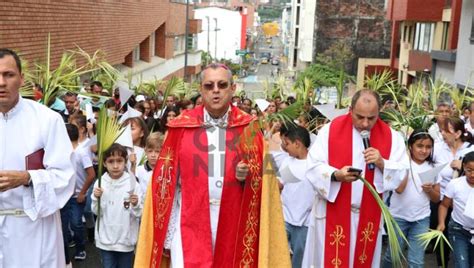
left=360, top=130, right=375, bottom=170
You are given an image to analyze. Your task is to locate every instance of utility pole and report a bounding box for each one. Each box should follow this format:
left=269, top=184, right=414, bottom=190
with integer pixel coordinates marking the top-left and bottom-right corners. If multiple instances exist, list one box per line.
left=206, top=16, right=210, bottom=65
left=214, top=18, right=218, bottom=61
left=184, top=0, right=190, bottom=80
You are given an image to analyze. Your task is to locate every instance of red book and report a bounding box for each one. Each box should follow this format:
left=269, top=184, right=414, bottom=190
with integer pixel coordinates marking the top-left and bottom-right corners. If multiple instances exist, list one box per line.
left=25, top=149, right=45, bottom=170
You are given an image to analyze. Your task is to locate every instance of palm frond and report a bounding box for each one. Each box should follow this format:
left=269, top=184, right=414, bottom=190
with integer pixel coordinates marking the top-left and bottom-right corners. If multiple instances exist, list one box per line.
left=417, top=229, right=452, bottom=268
left=359, top=177, right=407, bottom=267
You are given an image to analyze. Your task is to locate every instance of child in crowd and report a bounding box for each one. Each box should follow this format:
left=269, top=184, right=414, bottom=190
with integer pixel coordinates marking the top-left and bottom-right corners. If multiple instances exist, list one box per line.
left=61, top=123, right=96, bottom=261
left=437, top=151, right=474, bottom=268
left=122, top=117, right=149, bottom=174
left=91, top=143, right=142, bottom=268
left=383, top=130, right=440, bottom=267
left=136, top=132, right=164, bottom=196
left=270, top=125, right=314, bottom=268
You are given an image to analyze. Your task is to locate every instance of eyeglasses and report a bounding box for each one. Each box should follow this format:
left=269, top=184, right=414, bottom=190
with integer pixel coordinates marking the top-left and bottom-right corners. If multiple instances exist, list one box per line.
left=202, top=81, right=230, bottom=90
left=464, top=168, right=474, bottom=174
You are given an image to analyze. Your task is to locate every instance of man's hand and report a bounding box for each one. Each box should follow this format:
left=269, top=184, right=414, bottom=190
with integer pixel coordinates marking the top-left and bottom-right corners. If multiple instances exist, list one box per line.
left=437, top=223, right=445, bottom=232
left=363, top=147, right=384, bottom=170
left=236, top=161, right=249, bottom=182
left=334, top=166, right=360, bottom=183
left=0, top=171, right=30, bottom=192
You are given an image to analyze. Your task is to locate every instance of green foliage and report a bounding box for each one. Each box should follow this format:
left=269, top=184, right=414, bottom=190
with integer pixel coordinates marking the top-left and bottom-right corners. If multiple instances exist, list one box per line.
left=295, top=64, right=352, bottom=89
left=316, top=40, right=354, bottom=72
left=257, top=7, right=283, bottom=19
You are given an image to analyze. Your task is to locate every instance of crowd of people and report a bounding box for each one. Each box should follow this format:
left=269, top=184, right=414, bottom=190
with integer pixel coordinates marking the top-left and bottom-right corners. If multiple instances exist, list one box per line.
left=1, top=47, right=474, bottom=268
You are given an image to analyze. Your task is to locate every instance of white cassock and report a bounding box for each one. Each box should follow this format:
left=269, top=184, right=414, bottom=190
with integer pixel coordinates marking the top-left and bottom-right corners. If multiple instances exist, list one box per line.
left=0, top=97, right=75, bottom=268
left=302, top=123, right=408, bottom=268
left=166, top=110, right=227, bottom=268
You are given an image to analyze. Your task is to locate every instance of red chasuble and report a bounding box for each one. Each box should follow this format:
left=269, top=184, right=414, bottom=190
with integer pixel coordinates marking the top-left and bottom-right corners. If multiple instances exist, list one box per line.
left=324, top=114, right=392, bottom=268
left=146, top=105, right=266, bottom=268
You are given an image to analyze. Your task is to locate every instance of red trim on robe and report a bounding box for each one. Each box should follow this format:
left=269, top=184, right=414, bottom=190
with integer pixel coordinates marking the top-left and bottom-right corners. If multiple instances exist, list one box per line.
left=324, top=114, right=392, bottom=268
left=149, top=106, right=263, bottom=267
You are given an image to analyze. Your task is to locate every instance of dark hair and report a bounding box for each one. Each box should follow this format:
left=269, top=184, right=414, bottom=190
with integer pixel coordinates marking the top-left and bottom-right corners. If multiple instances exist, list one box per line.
left=351, top=89, right=381, bottom=110
left=444, top=117, right=474, bottom=144
left=90, top=81, right=103, bottom=89
left=69, top=114, right=87, bottom=135
left=122, top=117, right=149, bottom=147
left=160, top=106, right=180, bottom=133
left=0, top=48, right=22, bottom=73
left=63, top=91, right=77, bottom=98
left=407, top=129, right=435, bottom=164
left=104, top=99, right=116, bottom=109
left=280, top=124, right=311, bottom=148
left=103, top=143, right=128, bottom=162
left=462, top=151, right=474, bottom=166
left=177, top=99, right=193, bottom=110
left=65, top=123, right=79, bottom=142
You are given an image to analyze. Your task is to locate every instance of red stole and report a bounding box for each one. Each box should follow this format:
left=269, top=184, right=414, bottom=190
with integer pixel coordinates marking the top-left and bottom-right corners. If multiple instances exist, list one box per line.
left=149, top=106, right=264, bottom=267
left=324, top=114, right=392, bottom=268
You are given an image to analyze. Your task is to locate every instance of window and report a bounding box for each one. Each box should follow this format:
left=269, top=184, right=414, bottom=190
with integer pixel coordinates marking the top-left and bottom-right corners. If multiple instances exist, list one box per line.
left=133, top=46, right=140, bottom=62
left=414, top=22, right=435, bottom=52
left=151, top=32, right=156, bottom=56
left=174, top=36, right=185, bottom=54
left=441, top=22, right=449, bottom=50
left=471, top=16, right=474, bottom=44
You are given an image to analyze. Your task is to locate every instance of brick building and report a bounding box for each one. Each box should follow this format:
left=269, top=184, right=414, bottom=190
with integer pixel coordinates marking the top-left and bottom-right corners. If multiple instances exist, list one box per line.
left=0, top=0, right=202, bottom=84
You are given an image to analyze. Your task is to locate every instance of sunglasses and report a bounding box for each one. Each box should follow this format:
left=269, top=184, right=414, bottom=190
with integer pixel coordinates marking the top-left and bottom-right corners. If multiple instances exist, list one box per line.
left=202, top=80, right=230, bottom=90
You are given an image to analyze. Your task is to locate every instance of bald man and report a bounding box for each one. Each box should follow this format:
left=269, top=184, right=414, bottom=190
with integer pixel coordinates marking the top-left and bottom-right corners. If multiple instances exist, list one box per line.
left=303, top=89, right=409, bottom=268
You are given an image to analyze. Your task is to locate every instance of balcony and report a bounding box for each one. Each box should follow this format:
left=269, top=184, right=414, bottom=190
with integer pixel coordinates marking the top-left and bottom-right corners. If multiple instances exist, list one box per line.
left=189, top=19, right=202, bottom=34
left=431, top=49, right=456, bottom=63
left=387, top=0, right=444, bottom=21
left=407, top=50, right=432, bottom=71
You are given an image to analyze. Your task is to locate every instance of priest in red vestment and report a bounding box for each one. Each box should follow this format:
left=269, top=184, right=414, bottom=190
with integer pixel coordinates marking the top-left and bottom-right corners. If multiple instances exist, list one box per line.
left=135, top=63, right=290, bottom=268
left=302, top=89, right=409, bottom=268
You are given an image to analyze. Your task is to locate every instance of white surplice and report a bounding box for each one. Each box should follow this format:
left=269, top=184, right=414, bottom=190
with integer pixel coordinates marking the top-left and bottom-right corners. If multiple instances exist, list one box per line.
left=0, top=97, right=75, bottom=268
left=302, top=123, right=409, bottom=268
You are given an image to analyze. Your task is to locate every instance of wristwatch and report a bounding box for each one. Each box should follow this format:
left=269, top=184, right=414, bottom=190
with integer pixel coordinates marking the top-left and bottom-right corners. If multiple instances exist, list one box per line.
left=331, top=171, right=338, bottom=182
left=24, top=173, right=32, bottom=187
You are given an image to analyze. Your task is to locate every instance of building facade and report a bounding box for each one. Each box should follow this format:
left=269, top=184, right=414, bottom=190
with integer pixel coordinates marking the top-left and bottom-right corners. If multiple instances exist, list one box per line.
left=0, top=0, right=202, bottom=85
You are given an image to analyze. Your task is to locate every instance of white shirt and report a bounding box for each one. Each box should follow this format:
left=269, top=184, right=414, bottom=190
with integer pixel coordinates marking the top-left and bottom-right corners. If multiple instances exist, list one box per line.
left=72, top=145, right=94, bottom=197
left=136, top=162, right=153, bottom=198
left=465, top=121, right=474, bottom=135
left=433, top=141, right=474, bottom=198
left=444, top=177, right=474, bottom=229
left=429, top=123, right=444, bottom=144
left=278, top=155, right=314, bottom=226
left=389, top=161, right=439, bottom=221
left=91, top=172, right=142, bottom=252
left=0, top=97, right=75, bottom=267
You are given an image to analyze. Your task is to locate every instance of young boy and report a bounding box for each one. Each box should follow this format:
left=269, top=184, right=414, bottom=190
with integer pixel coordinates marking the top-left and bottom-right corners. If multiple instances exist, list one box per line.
left=136, top=132, right=164, bottom=196
left=270, top=125, right=314, bottom=268
left=62, top=123, right=96, bottom=261
left=92, top=143, right=142, bottom=268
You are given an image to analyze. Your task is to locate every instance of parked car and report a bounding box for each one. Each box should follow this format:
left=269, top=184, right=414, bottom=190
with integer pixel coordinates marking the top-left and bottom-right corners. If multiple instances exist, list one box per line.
left=261, top=57, right=269, bottom=64
left=271, top=58, right=280, bottom=65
